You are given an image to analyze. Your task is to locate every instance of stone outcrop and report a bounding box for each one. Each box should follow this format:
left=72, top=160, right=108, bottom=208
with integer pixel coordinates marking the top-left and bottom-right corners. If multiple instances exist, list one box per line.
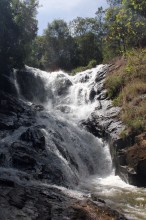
left=0, top=179, right=127, bottom=220
left=0, top=91, right=127, bottom=219
left=80, top=64, right=145, bottom=187
left=125, top=133, right=146, bottom=186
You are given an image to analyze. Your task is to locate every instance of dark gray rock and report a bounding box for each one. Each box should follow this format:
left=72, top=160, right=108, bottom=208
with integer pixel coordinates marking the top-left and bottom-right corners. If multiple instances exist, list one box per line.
left=16, top=68, right=48, bottom=103
left=80, top=66, right=136, bottom=185
left=0, top=179, right=127, bottom=220
left=54, top=73, right=72, bottom=96
left=0, top=69, right=129, bottom=219
left=20, top=127, right=46, bottom=152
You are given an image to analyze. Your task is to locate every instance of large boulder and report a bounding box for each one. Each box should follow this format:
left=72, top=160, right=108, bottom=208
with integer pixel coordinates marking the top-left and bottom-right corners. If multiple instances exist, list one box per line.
left=125, top=133, right=146, bottom=186
left=0, top=179, right=127, bottom=220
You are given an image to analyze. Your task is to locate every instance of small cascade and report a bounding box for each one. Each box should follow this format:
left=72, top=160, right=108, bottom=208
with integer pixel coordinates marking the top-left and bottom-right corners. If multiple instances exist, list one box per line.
left=10, top=65, right=146, bottom=219
left=13, top=69, right=21, bottom=97
left=14, top=64, right=113, bottom=184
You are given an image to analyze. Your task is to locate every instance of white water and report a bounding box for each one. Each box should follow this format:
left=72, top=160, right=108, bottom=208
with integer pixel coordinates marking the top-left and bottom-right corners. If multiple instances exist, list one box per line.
left=15, top=65, right=146, bottom=220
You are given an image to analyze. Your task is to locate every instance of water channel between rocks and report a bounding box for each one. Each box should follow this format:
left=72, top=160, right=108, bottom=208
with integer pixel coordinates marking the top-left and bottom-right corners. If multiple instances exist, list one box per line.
left=13, top=65, right=146, bottom=220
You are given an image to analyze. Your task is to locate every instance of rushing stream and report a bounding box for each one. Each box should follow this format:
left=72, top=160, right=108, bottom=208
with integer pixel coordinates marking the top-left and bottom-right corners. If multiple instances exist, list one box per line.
left=14, top=65, right=146, bottom=220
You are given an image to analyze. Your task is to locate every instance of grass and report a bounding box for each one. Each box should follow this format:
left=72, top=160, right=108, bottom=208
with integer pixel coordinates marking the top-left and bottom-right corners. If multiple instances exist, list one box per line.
left=105, top=48, right=146, bottom=135
left=71, top=59, right=97, bottom=75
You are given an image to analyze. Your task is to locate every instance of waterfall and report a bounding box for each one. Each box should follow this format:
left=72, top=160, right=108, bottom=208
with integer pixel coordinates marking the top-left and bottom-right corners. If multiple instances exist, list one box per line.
left=13, top=65, right=146, bottom=220
left=14, top=65, right=112, bottom=183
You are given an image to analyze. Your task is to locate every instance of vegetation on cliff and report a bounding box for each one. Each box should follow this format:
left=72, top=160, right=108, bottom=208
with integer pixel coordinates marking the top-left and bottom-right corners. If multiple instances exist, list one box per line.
left=103, top=0, right=146, bottom=136
left=0, top=0, right=146, bottom=136
left=105, top=49, right=146, bottom=136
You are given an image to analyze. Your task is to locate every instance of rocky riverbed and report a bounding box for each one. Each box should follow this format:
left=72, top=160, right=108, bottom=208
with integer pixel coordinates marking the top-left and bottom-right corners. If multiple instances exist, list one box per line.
left=0, top=91, right=127, bottom=220
left=0, top=64, right=146, bottom=219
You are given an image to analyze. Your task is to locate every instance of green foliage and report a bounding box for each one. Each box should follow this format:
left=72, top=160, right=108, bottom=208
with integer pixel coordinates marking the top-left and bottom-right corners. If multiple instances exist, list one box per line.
left=125, top=49, right=146, bottom=80
left=105, top=49, right=146, bottom=134
left=75, top=32, right=102, bottom=67
left=27, top=36, right=46, bottom=69
left=69, top=16, right=103, bottom=68
left=71, top=66, right=87, bottom=75
left=42, top=19, right=78, bottom=71
left=0, top=0, right=38, bottom=72
left=32, top=18, right=103, bottom=72
left=121, top=101, right=146, bottom=133
left=69, top=17, right=99, bottom=37
left=87, top=59, right=97, bottom=68
left=71, top=59, right=97, bottom=75
left=107, top=0, right=122, bottom=7
left=105, top=74, right=124, bottom=98
left=123, top=0, right=146, bottom=18
left=103, top=0, right=146, bottom=60
left=0, top=0, right=19, bottom=71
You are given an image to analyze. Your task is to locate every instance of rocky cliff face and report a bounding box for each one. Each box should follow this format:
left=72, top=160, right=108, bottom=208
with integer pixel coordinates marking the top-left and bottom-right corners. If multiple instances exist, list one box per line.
left=80, top=64, right=146, bottom=187
left=125, top=132, right=146, bottom=186
left=2, top=63, right=146, bottom=219
left=0, top=90, right=127, bottom=220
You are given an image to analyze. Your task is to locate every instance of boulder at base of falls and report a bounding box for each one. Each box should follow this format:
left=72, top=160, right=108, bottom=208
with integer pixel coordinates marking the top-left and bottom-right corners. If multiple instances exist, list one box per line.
left=0, top=179, right=128, bottom=220
left=0, top=76, right=128, bottom=219
left=0, top=92, right=77, bottom=187
left=124, top=132, right=146, bottom=187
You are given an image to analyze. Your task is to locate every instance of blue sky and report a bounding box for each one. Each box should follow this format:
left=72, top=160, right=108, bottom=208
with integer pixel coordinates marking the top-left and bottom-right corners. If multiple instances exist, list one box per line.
left=37, top=0, right=108, bottom=35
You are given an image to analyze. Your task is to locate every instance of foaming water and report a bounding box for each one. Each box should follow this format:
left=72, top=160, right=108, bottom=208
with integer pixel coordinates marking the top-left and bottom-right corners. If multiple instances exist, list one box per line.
left=24, top=65, right=105, bottom=121
left=14, top=65, right=146, bottom=219
left=79, top=173, right=146, bottom=220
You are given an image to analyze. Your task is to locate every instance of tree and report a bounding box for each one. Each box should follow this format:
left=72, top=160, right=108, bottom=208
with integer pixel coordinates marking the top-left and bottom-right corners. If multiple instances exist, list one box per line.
left=69, top=17, right=99, bottom=37
left=103, top=2, right=146, bottom=60
left=12, top=0, right=38, bottom=65
left=69, top=17, right=103, bottom=67
left=75, top=32, right=102, bottom=67
left=0, top=0, right=19, bottom=72
left=123, top=0, right=146, bottom=18
left=106, top=0, right=122, bottom=7
left=27, top=36, right=46, bottom=69
left=43, top=19, right=78, bottom=71
left=95, top=7, right=106, bottom=51
left=0, top=0, right=38, bottom=73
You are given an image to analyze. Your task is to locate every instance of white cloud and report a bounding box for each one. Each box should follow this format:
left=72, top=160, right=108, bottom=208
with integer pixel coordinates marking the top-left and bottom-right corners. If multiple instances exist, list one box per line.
left=37, top=0, right=108, bottom=35
left=39, top=0, right=83, bottom=12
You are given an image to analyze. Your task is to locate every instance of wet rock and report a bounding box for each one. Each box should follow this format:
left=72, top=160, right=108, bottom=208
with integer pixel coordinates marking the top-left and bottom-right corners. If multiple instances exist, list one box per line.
left=12, top=151, right=37, bottom=170
left=16, top=68, right=48, bottom=102
left=0, top=178, right=15, bottom=187
left=0, top=66, right=132, bottom=219
left=0, top=180, right=127, bottom=220
left=56, top=105, right=71, bottom=113
left=125, top=132, right=146, bottom=186
left=0, top=73, right=17, bottom=96
left=20, top=127, right=46, bottom=152
left=54, top=74, right=72, bottom=96
left=80, top=66, right=136, bottom=184
left=70, top=199, right=127, bottom=220
left=0, top=153, right=6, bottom=166
left=89, top=89, right=96, bottom=101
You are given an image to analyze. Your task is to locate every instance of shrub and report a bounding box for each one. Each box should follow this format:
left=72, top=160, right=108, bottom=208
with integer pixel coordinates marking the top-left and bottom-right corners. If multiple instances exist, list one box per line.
left=105, top=48, right=146, bottom=135
left=71, top=59, right=97, bottom=75
left=105, top=74, right=124, bottom=98
left=87, top=59, right=97, bottom=69
left=71, top=66, right=87, bottom=75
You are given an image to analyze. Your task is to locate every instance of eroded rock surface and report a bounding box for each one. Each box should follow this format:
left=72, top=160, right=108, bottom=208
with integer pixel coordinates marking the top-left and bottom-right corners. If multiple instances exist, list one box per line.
left=0, top=180, right=127, bottom=220
left=80, top=65, right=144, bottom=186
left=0, top=91, right=127, bottom=219
left=124, top=133, right=146, bottom=186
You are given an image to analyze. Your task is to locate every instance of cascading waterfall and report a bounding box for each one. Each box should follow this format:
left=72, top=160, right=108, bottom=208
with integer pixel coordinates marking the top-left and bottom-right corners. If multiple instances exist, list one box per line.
left=14, top=65, right=146, bottom=220
left=15, top=65, right=113, bottom=182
